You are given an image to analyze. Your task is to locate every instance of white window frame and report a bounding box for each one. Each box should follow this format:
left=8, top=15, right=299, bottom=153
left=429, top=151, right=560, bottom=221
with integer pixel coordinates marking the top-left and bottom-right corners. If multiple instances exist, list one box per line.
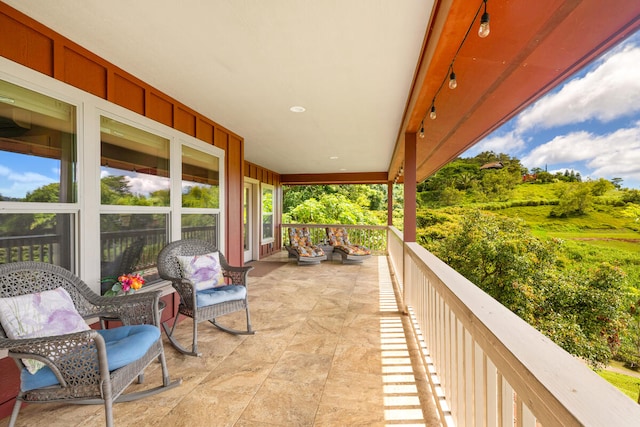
left=0, top=57, right=226, bottom=293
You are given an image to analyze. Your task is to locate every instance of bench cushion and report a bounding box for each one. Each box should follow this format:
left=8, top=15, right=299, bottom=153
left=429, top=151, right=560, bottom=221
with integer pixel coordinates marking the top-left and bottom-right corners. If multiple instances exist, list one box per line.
left=196, top=285, right=246, bottom=307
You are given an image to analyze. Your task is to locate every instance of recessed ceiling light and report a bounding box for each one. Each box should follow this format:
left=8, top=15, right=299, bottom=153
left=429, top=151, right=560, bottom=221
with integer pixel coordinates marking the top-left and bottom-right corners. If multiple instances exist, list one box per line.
left=339, top=168, right=347, bottom=171
left=329, top=156, right=339, bottom=160
left=289, top=105, right=306, bottom=113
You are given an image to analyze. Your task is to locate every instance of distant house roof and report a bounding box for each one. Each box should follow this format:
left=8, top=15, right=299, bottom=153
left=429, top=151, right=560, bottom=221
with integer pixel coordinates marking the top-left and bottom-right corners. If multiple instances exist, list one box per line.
left=480, top=161, right=504, bottom=170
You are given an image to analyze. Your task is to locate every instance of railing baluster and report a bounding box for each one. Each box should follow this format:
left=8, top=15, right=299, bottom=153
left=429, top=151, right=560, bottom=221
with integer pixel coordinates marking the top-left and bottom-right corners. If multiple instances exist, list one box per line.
left=388, top=227, right=640, bottom=427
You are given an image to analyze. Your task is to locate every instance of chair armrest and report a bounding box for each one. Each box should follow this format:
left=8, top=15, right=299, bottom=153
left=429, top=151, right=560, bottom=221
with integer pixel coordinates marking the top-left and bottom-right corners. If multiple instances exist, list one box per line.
left=221, top=264, right=253, bottom=286
left=0, top=329, right=107, bottom=388
left=164, top=276, right=198, bottom=310
left=95, top=290, right=161, bottom=326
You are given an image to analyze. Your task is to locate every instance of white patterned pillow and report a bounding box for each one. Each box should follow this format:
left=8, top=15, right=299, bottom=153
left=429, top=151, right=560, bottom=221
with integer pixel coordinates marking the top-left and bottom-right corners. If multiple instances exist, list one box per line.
left=176, top=252, right=225, bottom=291
left=0, top=287, right=90, bottom=374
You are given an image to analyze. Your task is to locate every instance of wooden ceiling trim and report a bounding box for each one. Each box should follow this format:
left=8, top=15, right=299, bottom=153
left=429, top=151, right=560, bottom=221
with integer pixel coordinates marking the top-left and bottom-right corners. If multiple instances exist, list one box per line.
left=281, top=172, right=388, bottom=185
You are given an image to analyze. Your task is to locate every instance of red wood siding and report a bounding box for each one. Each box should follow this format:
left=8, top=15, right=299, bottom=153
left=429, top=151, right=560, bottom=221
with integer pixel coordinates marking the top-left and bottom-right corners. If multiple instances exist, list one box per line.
left=196, top=118, right=215, bottom=144
left=175, top=106, right=196, bottom=137
left=112, top=72, right=146, bottom=115
left=62, top=46, right=107, bottom=98
left=0, top=11, right=53, bottom=76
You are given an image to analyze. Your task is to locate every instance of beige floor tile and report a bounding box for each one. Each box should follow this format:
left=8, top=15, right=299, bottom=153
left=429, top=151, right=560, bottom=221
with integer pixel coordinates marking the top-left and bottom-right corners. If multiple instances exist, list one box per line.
left=0, top=255, right=441, bottom=427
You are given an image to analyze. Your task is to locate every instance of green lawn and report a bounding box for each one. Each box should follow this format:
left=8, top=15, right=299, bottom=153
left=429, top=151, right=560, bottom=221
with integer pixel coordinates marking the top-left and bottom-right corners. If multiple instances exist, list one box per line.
left=597, top=365, right=640, bottom=401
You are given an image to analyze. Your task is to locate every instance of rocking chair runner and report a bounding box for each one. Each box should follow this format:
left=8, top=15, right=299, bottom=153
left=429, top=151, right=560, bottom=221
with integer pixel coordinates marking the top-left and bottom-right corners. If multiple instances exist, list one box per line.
left=0, top=261, right=181, bottom=427
left=156, top=239, right=254, bottom=357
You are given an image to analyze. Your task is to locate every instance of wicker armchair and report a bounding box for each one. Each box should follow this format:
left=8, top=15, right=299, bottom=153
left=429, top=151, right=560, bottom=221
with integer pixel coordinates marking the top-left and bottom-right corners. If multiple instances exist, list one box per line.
left=0, top=261, right=181, bottom=427
left=156, top=239, right=254, bottom=357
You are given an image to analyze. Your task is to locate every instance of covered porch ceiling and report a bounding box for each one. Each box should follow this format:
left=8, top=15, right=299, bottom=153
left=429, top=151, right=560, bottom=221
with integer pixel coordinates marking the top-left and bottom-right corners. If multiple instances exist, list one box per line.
left=4, top=1, right=640, bottom=184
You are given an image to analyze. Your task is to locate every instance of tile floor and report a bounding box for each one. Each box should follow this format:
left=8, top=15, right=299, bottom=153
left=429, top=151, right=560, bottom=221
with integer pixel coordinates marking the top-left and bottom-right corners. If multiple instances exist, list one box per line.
left=1, top=252, right=442, bottom=427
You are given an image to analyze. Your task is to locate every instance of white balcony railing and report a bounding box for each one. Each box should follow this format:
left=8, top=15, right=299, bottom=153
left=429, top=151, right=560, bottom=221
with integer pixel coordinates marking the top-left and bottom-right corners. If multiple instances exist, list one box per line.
left=387, top=227, right=640, bottom=426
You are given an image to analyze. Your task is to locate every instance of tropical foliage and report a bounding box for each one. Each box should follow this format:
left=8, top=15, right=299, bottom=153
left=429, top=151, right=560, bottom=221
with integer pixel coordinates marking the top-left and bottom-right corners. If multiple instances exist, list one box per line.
left=415, top=151, right=640, bottom=368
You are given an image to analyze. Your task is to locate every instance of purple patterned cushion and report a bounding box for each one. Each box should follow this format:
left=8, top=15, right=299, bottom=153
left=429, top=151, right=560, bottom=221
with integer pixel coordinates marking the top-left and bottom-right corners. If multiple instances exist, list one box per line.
left=177, top=252, right=225, bottom=291
left=0, top=287, right=90, bottom=374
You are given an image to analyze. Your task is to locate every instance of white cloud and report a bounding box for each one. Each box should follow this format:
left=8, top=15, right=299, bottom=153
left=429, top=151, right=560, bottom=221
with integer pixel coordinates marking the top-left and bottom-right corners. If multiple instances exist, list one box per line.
left=521, top=131, right=598, bottom=165
left=522, top=122, right=640, bottom=185
left=464, top=131, right=525, bottom=157
left=125, top=175, right=169, bottom=196
left=516, top=43, right=640, bottom=132
left=0, top=166, right=56, bottom=198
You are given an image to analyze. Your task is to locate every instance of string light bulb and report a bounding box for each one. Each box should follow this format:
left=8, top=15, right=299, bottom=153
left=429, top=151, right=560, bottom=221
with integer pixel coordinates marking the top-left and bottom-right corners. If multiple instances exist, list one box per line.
left=449, top=71, right=457, bottom=89
left=429, top=104, right=437, bottom=120
left=478, top=0, right=490, bottom=38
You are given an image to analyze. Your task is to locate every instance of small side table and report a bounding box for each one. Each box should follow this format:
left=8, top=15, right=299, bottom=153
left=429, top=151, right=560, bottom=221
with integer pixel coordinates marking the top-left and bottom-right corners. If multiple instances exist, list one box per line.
left=318, top=244, right=335, bottom=261
left=100, top=300, right=166, bottom=328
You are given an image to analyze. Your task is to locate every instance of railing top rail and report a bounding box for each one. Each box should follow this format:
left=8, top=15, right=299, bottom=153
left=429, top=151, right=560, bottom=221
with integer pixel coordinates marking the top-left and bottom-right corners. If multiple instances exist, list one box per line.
left=404, top=241, right=640, bottom=426
left=281, top=223, right=387, bottom=230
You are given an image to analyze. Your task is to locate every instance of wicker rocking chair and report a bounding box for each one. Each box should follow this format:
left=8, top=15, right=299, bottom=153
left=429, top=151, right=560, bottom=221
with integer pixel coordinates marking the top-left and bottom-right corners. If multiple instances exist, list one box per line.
left=0, top=261, right=181, bottom=427
left=156, top=239, right=254, bottom=357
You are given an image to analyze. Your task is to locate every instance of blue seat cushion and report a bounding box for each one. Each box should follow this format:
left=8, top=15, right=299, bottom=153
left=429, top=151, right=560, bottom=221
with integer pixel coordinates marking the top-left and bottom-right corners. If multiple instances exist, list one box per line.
left=20, top=324, right=160, bottom=392
left=196, top=285, right=246, bottom=308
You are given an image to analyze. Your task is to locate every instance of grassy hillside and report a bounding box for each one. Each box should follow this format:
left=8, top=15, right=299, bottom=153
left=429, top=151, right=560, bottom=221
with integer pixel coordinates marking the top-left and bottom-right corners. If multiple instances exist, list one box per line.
left=479, top=184, right=640, bottom=286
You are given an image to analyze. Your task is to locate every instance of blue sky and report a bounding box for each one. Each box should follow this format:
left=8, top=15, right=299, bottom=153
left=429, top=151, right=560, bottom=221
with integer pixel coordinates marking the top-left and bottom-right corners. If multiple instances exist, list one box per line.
left=0, top=152, right=59, bottom=199
left=464, top=30, right=640, bottom=190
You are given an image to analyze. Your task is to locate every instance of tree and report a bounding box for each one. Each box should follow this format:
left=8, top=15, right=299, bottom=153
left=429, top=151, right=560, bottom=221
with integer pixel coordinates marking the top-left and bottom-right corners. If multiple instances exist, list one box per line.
left=426, top=210, right=557, bottom=322
left=439, top=185, right=464, bottom=206
left=284, top=193, right=379, bottom=225
left=611, top=177, right=624, bottom=189
left=182, top=186, right=218, bottom=208
left=622, top=189, right=640, bottom=204
left=550, top=183, right=593, bottom=217
left=590, top=178, right=614, bottom=196
left=283, top=184, right=387, bottom=214
left=25, top=183, right=60, bottom=202
left=479, top=168, right=518, bottom=201
left=421, top=210, right=628, bottom=367
left=619, top=297, right=640, bottom=368
left=537, top=263, right=628, bottom=367
left=100, top=175, right=131, bottom=204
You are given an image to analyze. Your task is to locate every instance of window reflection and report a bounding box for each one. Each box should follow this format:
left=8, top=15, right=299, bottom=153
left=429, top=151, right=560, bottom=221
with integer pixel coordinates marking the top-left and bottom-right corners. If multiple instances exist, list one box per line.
left=0, top=79, right=77, bottom=269
left=182, top=145, right=219, bottom=208
left=181, top=214, right=218, bottom=248
left=0, top=79, right=77, bottom=203
left=100, top=116, right=170, bottom=206
left=100, top=213, right=167, bottom=294
left=0, top=213, right=75, bottom=269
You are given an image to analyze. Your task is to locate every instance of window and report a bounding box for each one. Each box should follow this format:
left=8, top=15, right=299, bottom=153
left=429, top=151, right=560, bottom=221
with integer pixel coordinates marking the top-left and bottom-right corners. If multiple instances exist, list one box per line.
left=99, top=116, right=170, bottom=289
left=261, top=184, right=274, bottom=243
left=0, top=79, right=77, bottom=270
left=100, top=116, right=170, bottom=207
left=181, top=144, right=221, bottom=247
left=0, top=74, right=225, bottom=291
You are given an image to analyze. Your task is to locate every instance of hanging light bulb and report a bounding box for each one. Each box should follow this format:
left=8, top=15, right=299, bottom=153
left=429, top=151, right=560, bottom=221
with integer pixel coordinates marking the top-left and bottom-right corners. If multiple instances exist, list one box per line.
left=429, top=104, right=437, bottom=120
left=449, top=71, right=457, bottom=89
left=478, top=0, right=490, bottom=38
left=419, top=121, right=425, bottom=138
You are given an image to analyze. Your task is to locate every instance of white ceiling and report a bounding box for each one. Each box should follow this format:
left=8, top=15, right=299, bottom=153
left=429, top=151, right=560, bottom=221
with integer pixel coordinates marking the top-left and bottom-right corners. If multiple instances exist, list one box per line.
left=4, top=0, right=434, bottom=175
